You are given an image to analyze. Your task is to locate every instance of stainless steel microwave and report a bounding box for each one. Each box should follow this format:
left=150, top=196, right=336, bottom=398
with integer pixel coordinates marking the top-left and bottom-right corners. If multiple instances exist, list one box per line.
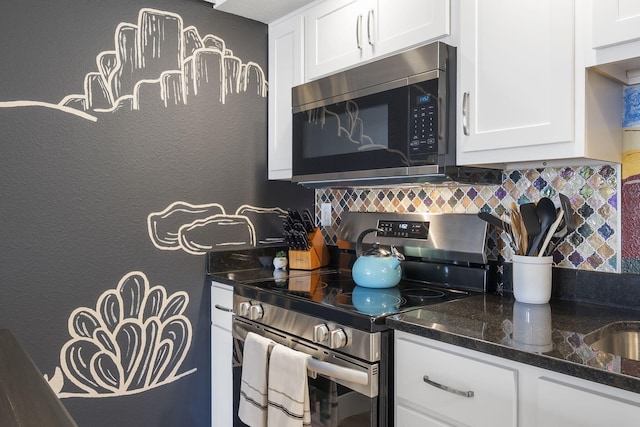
left=291, top=42, right=501, bottom=187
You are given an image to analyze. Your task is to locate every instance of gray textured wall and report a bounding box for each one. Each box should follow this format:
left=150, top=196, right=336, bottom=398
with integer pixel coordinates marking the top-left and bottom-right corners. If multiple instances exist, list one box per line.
left=0, top=1, right=311, bottom=425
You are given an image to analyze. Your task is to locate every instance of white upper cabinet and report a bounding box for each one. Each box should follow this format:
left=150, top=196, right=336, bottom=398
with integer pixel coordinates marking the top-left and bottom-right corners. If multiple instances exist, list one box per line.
left=305, top=0, right=450, bottom=80
left=457, top=0, right=622, bottom=168
left=268, top=14, right=305, bottom=180
left=592, top=0, right=640, bottom=49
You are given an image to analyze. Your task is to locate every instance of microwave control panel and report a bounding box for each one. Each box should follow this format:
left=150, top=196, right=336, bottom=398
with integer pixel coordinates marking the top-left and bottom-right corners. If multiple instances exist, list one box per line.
left=409, top=81, right=439, bottom=157
left=377, top=220, right=429, bottom=239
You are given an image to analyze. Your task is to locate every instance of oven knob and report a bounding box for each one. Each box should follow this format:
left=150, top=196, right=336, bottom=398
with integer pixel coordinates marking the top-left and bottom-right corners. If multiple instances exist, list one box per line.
left=248, top=304, right=264, bottom=320
left=312, top=324, right=329, bottom=343
left=328, top=329, right=348, bottom=349
left=237, top=301, right=251, bottom=317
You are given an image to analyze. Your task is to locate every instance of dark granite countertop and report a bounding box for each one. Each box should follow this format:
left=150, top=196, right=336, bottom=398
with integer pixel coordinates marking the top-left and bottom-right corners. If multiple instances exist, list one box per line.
left=387, top=294, right=640, bottom=394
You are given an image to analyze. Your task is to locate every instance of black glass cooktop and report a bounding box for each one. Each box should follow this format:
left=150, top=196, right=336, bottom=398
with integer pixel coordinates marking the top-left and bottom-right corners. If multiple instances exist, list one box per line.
left=232, top=269, right=473, bottom=331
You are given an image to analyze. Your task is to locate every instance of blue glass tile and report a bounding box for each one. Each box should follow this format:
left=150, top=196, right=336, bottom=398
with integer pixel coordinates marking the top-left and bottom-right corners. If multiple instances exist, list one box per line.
left=598, top=223, right=615, bottom=239
left=509, top=170, right=522, bottom=182
left=533, top=177, right=547, bottom=190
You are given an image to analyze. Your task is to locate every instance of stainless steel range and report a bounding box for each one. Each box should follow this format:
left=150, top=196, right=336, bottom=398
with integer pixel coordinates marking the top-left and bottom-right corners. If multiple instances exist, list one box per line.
left=231, top=212, right=492, bottom=427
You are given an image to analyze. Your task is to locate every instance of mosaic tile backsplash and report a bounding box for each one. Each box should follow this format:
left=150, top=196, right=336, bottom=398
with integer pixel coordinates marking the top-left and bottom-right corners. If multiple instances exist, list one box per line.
left=316, top=164, right=619, bottom=273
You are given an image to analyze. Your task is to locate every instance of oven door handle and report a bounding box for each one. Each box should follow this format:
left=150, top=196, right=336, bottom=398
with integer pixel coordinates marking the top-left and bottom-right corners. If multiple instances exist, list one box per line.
left=307, top=357, right=369, bottom=385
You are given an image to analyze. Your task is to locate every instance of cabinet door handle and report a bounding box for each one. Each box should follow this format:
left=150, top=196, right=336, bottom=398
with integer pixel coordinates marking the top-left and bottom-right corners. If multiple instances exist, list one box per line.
left=423, top=375, right=474, bottom=398
left=356, top=14, right=362, bottom=49
left=367, top=9, right=374, bottom=46
left=214, top=304, right=233, bottom=313
left=462, top=92, right=470, bottom=136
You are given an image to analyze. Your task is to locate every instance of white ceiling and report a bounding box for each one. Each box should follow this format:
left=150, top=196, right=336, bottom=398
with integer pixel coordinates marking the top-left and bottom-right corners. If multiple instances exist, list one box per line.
left=212, top=0, right=316, bottom=24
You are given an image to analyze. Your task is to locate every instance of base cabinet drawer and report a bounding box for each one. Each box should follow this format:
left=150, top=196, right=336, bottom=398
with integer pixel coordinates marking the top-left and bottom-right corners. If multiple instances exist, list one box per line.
left=537, top=377, right=640, bottom=427
left=397, top=404, right=452, bottom=427
left=395, top=334, right=517, bottom=427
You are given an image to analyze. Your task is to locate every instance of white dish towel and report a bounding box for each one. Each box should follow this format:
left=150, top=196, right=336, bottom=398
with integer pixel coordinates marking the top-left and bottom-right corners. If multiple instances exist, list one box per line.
left=267, top=344, right=312, bottom=427
left=238, top=332, right=273, bottom=427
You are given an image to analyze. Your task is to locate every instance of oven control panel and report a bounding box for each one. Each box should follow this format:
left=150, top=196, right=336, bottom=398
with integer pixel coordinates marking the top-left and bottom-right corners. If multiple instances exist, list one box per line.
left=377, top=220, right=429, bottom=239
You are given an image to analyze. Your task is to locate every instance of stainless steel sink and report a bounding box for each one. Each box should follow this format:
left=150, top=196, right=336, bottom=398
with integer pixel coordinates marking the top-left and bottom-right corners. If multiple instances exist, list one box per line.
left=584, top=322, right=640, bottom=361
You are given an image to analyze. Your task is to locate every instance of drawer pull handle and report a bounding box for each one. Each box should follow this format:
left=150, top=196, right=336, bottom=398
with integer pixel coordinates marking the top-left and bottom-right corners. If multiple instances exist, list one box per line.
left=423, top=375, right=474, bottom=398
left=214, top=304, right=233, bottom=313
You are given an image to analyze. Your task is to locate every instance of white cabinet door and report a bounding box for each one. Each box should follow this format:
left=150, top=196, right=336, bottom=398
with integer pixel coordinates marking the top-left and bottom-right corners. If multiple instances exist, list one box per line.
left=457, top=0, right=575, bottom=166
left=374, top=0, right=450, bottom=55
left=268, top=15, right=304, bottom=180
left=211, top=281, right=233, bottom=427
left=395, top=332, right=517, bottom=427
left=305, top=0, right=372, bottom=80
left=592, top=0, right=640, bottom=49
left=537, top=377, right=640, bottom=427
left=305, top=0, right=450, bottom=80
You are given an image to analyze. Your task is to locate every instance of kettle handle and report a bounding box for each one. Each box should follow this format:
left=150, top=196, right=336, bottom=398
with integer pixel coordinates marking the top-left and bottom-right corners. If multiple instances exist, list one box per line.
left=355, top=228, right=383, bottom=257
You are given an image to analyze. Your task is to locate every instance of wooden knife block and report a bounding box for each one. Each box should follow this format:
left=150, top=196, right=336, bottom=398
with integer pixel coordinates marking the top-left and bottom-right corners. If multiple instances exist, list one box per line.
left=288, top=228, right=330, bottom=270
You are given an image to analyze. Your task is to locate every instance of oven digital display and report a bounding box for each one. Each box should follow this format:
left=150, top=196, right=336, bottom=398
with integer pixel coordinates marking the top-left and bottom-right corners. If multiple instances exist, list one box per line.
left=377, top=220, right=429, bottom=239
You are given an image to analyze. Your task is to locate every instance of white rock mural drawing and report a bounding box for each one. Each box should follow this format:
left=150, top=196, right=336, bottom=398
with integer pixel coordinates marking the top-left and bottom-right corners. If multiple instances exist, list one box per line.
left=0, top=8, right=267, bottom=119
left=46, top=271, right=196, bottom=398
left=147, top=201, right=287, bottom=255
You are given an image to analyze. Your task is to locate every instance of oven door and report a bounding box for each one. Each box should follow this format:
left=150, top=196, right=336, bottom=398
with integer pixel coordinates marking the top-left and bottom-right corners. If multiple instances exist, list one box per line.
left=291, top=76, right=441, bottom=183
left=232, top=316, right=389, bottom=427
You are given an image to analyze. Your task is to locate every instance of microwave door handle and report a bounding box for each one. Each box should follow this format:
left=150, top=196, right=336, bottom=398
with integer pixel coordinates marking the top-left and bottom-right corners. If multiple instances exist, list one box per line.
left=356, top=14, right=362, bottom=49
left=463, top=92, right=470, bottom=136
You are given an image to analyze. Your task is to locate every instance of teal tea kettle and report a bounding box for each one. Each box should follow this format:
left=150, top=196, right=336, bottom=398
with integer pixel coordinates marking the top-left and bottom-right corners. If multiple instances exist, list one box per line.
left=352, top=228, right=405, bottom=288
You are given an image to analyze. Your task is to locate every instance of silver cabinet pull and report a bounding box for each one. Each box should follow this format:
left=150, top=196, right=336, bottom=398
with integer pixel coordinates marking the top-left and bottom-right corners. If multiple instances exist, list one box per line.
left=423, top=375, right=474, bottom=398
left=462, top=92, right=470, bottom=136
left=356, top=14, right=363, bottom=49
left=367, top=9, right=374, bottom=46
left=214, top=304, right=233, bottom=313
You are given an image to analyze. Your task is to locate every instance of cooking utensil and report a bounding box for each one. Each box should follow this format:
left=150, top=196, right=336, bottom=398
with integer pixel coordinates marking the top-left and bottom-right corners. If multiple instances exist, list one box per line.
left=510, top=203, right=523, bottom=255
left=520, top=203, right=540, bottom=255
left=546, top=194, right=577, bottom=254
left=527, top=197, right=556, bottom=256
left=352, top=228, right=404, bottom=288
left=477, top=212, right=508, bottom=230
left=538, top=208, right=564, bottom=256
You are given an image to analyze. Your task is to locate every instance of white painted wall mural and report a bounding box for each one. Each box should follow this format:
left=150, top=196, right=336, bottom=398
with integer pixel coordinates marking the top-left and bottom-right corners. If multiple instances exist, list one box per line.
left=0, top=8, right=267, bottom=120
left=0, top=7, right=280, bottom=403
left=148, top=202, right=287, bottom=254
left=46, top=271, right=196, bottom=398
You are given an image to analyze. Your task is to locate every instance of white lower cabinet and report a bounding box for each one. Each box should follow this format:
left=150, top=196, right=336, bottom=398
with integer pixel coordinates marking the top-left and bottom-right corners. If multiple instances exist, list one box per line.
left=395, top=330, right=640, bottom=427
left=211, top=281, right=233, bottom=427
left=395, top=332, right=517, bottom=427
